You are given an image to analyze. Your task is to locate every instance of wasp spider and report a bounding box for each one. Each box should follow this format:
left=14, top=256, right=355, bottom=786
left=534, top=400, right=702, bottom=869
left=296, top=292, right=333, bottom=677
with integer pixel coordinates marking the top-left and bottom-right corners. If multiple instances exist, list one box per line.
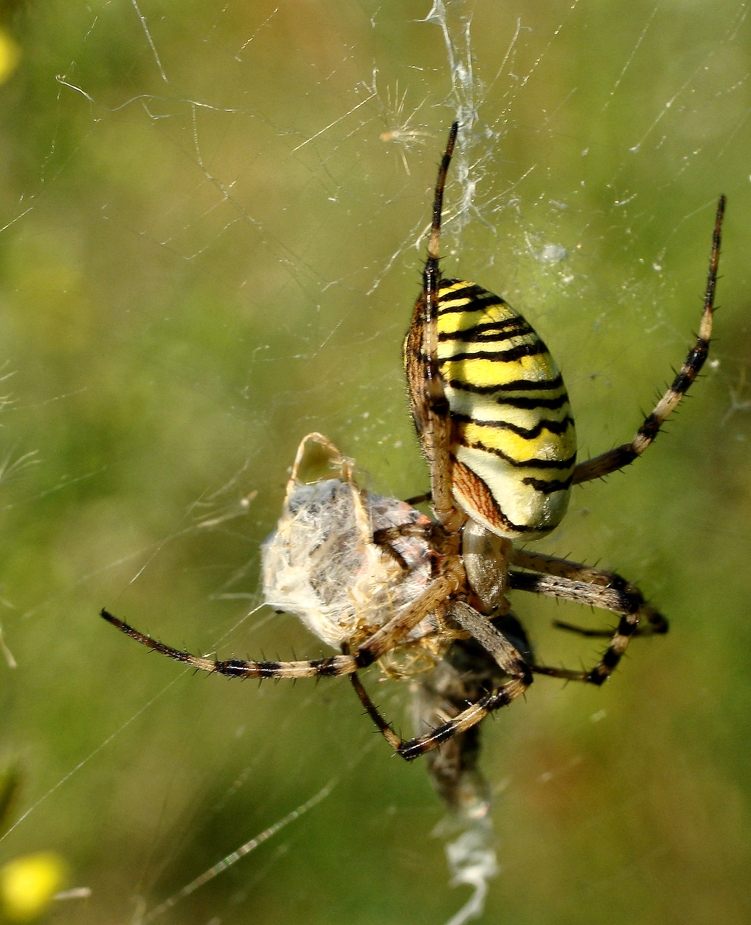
left=102, top=123, right=725, bottom=762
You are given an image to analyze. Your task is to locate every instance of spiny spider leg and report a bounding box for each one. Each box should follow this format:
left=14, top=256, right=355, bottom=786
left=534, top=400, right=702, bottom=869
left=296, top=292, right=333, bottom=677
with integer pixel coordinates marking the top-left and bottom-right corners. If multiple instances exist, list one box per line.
left=350, top=601, right=532, bottom=761
left=403, top=490, right=432, bottom=506
left=511, top=548, right=667, bottom=632
left=551, top=621, right=656, bottom=640
left=404, top=120, right=465, bottom=531
left=371, top=519, right=453, bottom=572
left=573, top=195, right=725, bottom=485
left=100, top=563, right=462, bottom=682
left=509, top=549, right=666, bottom=685
left=372, top=519, right=450, bottom=554
left=101, top=608, right=346, bottom=679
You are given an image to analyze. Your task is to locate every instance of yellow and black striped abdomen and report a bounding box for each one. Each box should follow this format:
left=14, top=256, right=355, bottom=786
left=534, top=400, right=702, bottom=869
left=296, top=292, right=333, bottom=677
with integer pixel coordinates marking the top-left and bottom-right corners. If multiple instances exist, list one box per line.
left=436, top=279, right=577, bottom=539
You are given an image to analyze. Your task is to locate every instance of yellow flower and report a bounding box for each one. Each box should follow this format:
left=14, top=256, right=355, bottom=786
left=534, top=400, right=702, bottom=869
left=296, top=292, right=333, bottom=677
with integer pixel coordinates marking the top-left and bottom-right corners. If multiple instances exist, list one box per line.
left=0, top=853, right=66, bottom=921
left=0, top=28, right=20, bottom=86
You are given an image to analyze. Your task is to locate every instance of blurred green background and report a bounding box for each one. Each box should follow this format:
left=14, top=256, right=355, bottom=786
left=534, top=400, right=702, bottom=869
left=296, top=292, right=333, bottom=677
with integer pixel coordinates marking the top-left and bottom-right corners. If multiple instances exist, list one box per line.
left=0, top=1, right=750, bottom=923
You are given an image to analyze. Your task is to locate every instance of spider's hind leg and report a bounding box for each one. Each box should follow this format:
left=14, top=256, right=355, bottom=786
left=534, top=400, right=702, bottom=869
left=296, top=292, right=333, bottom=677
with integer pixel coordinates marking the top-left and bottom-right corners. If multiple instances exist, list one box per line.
left=509, top=548, right=667, bottom=686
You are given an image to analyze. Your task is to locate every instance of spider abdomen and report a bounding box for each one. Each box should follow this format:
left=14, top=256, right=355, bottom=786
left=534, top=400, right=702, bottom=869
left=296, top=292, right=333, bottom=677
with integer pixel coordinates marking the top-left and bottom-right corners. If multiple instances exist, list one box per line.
left=436, top=279, right=577, bottom=539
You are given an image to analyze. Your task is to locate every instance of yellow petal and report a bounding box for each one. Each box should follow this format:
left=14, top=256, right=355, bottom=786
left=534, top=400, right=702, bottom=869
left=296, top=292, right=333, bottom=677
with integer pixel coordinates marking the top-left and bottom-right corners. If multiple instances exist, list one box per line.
left=0, top=853, right=67, bottom=921
left=0, top=29, right=21, bottom=86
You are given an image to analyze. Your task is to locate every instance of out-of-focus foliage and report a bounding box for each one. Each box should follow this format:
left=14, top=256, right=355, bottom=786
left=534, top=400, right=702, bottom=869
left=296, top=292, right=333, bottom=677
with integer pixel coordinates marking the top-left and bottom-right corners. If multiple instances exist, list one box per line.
left=0, top=770, right=19, bottom=838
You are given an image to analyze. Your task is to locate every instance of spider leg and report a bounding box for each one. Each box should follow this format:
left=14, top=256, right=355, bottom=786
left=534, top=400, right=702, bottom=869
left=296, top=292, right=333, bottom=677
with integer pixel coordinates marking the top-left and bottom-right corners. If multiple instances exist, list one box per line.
left=100, top=608, right=349, bottom=679
left=100, top=558, right=463, bottom=681
left=371, top=531, right=410, bottom=570
left=371, top=508, right=454, bottom=571
left=349, top=672, right=404, bottom=752
left=373, top=522, right=442, bottom=545
left=404, top=490, right=432, bottom=506
left=353, top=565, right=463, bottom=669
left=404, top=121, right=465, bottom=532
left=511, top=548, right=667, bottom=634
left=573, top=195, right=725, bottom=485
left=509, top=548, right=666, bottom=685
left=371, top=522, right=435, bottom=570
left=416, top=611, right=532, bottom=805
left=372, top=519, right=451, bottom=556
left=350, top=601, right=532, bottom=760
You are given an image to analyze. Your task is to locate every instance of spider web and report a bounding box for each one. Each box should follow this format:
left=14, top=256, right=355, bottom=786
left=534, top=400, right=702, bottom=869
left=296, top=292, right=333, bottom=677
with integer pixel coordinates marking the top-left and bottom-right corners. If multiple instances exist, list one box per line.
left=1, top=1, right=751, bottom=924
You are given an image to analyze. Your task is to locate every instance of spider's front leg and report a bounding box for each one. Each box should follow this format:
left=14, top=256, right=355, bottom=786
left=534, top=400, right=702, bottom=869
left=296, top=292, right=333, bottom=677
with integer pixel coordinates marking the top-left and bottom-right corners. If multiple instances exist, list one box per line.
left=509, top=548, right=667, bottom=685
left=404, top=121, right=466, bottom=535
left=573, top=195, right=725, bottom=485
left=350, top=601, right=533, bottom=761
